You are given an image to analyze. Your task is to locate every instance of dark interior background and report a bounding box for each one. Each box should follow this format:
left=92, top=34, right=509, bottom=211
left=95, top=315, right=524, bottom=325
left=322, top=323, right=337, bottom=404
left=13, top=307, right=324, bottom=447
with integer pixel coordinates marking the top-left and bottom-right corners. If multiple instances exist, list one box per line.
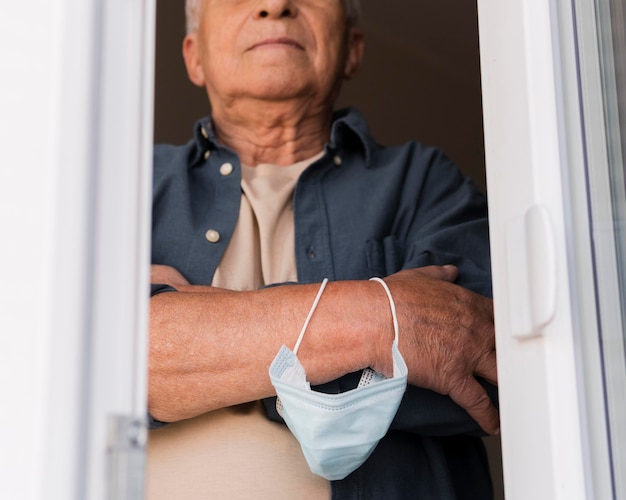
left=153, top=1, right=502, bottom=497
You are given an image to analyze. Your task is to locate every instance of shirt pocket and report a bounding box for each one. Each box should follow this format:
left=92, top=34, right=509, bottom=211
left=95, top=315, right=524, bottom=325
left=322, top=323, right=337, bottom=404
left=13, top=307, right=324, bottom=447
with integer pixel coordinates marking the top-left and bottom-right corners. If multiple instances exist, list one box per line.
left=366, top=236, right=405, bottom=277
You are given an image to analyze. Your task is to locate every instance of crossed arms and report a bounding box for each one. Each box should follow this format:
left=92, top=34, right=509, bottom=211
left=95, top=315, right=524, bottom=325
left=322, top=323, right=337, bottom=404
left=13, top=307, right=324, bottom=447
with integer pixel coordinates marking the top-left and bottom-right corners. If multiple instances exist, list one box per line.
left=149, top=264, right=498, bottom=435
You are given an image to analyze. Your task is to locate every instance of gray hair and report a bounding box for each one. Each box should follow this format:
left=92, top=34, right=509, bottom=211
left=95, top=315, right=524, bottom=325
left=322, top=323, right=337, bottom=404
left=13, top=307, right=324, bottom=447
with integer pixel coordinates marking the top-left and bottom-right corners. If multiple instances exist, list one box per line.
left=185, top=0, right=361, bottom=34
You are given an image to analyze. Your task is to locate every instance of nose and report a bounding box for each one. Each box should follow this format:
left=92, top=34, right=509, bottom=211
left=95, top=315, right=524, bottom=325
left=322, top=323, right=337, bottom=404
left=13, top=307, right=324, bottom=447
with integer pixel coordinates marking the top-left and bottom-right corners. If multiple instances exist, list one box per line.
left=255, top=0, right=297, bottom=19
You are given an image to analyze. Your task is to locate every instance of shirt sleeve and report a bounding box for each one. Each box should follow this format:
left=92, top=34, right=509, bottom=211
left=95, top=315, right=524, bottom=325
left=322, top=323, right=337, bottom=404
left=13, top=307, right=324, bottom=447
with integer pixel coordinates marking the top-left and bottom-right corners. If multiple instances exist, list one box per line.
left=392, top=148, right=497, bottom=435
left=401, top=148, right=492, bottom=296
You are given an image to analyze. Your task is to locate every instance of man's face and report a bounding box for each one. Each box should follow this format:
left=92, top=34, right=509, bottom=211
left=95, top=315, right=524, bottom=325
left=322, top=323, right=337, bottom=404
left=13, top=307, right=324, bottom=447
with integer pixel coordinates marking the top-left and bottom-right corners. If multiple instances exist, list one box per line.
left=184, top=0, right=363, bottom=106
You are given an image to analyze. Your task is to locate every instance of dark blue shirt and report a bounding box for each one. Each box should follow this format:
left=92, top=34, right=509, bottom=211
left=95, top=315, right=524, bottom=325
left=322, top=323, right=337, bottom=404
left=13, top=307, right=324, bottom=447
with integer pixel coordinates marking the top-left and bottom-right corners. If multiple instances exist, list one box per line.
left=151, top=108, right=495, bottom=499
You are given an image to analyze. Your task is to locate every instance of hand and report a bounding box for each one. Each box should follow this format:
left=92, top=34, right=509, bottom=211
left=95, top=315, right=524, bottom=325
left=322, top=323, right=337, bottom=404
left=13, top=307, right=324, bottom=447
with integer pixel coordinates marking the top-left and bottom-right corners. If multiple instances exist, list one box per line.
left=151, top=264, right=191, bottom=288
left=378, top=266, right=498, bottom=434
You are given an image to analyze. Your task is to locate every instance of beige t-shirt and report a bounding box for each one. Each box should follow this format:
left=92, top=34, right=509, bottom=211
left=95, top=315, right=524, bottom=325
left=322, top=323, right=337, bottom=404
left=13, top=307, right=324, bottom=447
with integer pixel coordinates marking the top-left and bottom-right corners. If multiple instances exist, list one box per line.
left=146, top=153, right=330, bottom=500
left=212, top=155, right=321, bottom=290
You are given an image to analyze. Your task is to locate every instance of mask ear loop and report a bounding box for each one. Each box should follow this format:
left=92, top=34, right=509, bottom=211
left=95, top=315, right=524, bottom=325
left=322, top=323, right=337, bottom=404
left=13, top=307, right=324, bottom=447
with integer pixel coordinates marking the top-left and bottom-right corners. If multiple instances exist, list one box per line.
left=275, top=278, right=329, bottom=417
left=293, top=278, right=329, bottom=355
left=369, top=277, right=399, bottom=344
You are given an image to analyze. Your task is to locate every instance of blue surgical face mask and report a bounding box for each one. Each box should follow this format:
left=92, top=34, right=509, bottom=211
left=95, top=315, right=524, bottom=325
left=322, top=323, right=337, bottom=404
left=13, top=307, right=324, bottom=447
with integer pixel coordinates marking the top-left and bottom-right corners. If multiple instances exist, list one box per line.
left=269, top=278, right=408, bottom=481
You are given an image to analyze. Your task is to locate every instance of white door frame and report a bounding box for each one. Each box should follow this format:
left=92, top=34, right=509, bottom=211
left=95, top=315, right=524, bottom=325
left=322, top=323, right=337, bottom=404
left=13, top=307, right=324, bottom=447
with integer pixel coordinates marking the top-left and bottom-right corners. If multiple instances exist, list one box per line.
left=0, top=1, right=155, bottom=499
left=478, top=0, right=614, bottom=498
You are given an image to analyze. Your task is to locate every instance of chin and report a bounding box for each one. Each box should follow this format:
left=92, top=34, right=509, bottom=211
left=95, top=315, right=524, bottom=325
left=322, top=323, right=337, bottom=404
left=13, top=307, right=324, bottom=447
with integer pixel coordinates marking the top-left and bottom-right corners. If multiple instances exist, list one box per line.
left=249, top=78, right=312, bottom=101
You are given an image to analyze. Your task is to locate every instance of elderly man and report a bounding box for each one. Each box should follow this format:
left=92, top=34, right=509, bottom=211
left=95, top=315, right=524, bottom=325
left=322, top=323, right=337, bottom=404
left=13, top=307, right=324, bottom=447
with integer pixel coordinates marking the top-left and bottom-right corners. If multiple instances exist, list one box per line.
left=147, top=0, right=498, bottom=498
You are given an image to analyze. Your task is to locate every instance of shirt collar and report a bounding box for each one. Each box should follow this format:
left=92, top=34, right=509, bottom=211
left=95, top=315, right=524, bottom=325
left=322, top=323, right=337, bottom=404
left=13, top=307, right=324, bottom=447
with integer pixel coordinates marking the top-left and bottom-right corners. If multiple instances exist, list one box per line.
left=189, top=107, right=374, bottom=169
left=187, top=116, right=221, bottom=168
left=328, top=107, right=375, bottom=168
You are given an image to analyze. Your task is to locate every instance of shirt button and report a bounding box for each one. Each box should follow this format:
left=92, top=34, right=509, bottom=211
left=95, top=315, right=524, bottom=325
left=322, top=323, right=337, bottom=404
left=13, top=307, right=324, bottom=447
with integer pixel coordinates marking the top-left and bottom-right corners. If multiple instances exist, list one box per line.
left=201, top=127, right=209, bottom=139
left=220, top=162, right=234, bottom=176
left=333, top=155, right=342, bottom=166
left=205, top=229, right=220, bottom=243
left=204, top=150, right=211, bottom=160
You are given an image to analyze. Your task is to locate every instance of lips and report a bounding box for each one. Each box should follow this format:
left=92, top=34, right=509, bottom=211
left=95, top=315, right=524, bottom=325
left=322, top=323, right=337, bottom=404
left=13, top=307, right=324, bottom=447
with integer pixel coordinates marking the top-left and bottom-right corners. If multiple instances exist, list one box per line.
left=248, top=37, right=304, bottom=51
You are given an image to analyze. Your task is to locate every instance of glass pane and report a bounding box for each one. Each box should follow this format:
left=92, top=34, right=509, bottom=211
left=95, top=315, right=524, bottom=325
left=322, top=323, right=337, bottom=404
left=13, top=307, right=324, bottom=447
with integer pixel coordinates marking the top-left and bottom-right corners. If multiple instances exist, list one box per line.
left=599, top=0, right=626, bottom=279
left=577, top=0, right=626, bottom=496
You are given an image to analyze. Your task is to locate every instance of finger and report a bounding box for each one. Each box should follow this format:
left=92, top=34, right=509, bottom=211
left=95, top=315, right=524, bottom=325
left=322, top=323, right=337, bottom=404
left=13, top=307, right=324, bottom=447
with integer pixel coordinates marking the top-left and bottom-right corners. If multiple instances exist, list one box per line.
left=151, top=265, right=190, bottom=286
left=449, top=377, right=500, bottom=435
left=150, top=265, right=167, bottom=282
left=413, top=264, right=458, bottom=282
left=474, top=349, right=498, bottom=385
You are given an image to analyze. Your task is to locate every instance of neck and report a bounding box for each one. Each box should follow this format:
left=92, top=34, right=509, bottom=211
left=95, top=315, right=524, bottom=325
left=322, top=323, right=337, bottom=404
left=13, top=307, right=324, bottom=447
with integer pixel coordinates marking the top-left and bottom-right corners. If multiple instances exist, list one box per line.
left=210, top=98, right=333, bottom=166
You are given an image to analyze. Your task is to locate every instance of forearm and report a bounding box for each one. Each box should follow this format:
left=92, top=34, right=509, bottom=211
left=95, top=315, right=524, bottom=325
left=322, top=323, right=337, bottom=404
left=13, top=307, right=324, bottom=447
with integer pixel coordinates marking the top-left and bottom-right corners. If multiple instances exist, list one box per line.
left=148, top=280, right=392, bottom=422
left=150, top=265, right=499, bottom=434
